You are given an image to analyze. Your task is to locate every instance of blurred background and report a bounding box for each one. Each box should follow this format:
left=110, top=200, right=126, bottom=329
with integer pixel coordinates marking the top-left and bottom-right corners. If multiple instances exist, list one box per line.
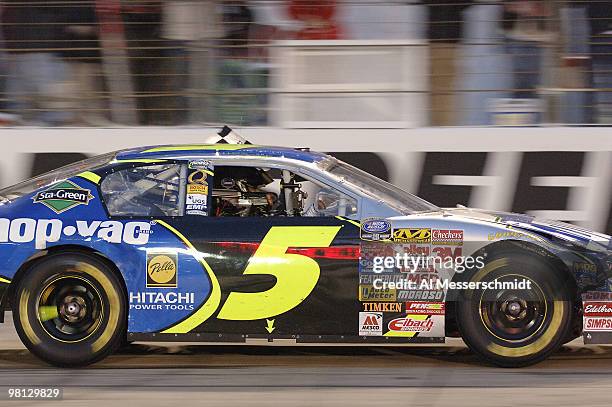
left=0, top=0, right=609, bottom=128
left=0, top=0, right=609, bottom=235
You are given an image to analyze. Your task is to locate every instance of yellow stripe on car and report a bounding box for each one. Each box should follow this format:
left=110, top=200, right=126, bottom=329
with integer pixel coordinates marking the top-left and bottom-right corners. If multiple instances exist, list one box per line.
left=77, top=171, right=101, bottom=185
left=155, top=219, right=221, bottom=334
left=335, top=216, right=360, bottom=228
left=142, top=145, right=253, bottom=153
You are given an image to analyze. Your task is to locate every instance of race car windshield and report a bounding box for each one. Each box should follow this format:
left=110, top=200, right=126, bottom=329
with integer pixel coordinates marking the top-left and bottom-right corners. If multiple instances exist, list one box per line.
left=0, top=152, right=115, bottom=202
left=325, top=159, right=439, bottom=214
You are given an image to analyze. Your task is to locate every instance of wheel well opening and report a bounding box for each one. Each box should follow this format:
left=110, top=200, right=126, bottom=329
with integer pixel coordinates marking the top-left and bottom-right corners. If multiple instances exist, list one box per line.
left=444, top=240, right=579, bottom=337
left=6, top=245, right=128, bottom=316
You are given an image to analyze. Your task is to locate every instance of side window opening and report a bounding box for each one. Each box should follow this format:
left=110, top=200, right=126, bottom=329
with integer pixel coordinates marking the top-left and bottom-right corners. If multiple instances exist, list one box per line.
left=101, top=164, right=182, bottom=217
left=212, top=165, right=357, bottom=218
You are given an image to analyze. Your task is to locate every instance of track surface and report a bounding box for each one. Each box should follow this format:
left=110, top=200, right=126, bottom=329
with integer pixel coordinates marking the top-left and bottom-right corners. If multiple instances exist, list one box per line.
left=1, top=313, right=612, bottom=406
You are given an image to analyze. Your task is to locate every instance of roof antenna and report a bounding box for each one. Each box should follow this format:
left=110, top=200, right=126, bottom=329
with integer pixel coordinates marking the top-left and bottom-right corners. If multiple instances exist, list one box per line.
left=215, top=125, right=252, bottom=145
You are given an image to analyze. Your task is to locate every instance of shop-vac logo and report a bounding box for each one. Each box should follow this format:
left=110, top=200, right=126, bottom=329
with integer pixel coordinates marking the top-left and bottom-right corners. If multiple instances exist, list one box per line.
left=33, top=180, right=94, bottom=214
left=0, top=218, right=152, bottom=249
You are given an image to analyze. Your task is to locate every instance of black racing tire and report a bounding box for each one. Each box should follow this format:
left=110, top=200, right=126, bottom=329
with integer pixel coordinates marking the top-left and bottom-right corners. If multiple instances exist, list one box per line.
left=12, top=252, right=126, bottom=367
left=455, top=251, right=572, bottom=367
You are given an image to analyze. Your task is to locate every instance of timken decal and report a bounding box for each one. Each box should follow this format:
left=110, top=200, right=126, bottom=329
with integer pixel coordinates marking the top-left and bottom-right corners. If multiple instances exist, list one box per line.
left=33, top=180, right=94, bottom=214
left=362, top=302, right=402, bottom=312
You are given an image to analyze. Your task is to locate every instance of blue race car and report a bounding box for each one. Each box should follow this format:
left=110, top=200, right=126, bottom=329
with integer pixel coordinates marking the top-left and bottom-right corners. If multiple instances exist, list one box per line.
left=0, top=140, right=610, bottom=367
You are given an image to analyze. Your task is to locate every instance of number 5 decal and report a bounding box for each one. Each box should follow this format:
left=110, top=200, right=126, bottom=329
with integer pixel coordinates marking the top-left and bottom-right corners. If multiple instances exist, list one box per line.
left=217, top=226, right=341, bottom=320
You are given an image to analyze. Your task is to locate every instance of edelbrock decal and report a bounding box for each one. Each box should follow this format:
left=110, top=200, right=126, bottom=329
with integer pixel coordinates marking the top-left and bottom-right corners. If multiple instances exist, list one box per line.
left=0, top=218, right=152, bottom=249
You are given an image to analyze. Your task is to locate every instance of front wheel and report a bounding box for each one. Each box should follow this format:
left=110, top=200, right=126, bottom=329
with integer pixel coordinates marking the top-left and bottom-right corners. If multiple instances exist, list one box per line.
left=13, top=252, right=126, bottom=367
left=455, top=252, right=572, bottom=367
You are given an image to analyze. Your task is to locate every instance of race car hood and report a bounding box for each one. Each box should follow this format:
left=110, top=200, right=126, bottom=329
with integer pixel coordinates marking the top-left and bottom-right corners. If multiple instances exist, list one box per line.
left=441, top=207, right=612, bottom=253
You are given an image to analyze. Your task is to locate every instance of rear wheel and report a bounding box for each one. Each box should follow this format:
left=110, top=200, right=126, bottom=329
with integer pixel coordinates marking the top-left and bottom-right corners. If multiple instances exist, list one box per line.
left=13, top=252, right=126, bottom=367
left=456, top=252, right=572, bottom=367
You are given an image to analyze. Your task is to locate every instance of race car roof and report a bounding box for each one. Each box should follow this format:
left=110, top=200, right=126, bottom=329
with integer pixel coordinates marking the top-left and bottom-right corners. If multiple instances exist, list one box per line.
left=116, top=144, right=329, bottom=163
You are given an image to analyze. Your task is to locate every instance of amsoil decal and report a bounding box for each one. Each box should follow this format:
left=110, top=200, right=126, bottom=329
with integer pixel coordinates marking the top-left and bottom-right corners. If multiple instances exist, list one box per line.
left=33, top=180, right=94, bottom=214
left=392, top=228, right=431, bottom=243
left=406, top=301, right=445, bottom=315
left=431, top=229, right=463, bottom=246
left=146, top=252, right=178, bottom=288
left=358, top=312, right=383, bottom=336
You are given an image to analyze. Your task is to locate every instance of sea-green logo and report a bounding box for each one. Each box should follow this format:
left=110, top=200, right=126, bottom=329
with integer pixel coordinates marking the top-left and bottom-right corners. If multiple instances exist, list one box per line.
left=33, top=180, right=94, bottom=214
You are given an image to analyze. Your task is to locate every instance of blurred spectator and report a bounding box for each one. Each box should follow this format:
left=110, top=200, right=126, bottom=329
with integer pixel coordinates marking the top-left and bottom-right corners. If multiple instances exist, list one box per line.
left=161, top=0, right=223, bottom=124
left=339, top=0, right=425, bottom=40
left=1, top=0, right=73, bottom=125
left=215, top=0, right=268, bottom=125
left=288, top=0, right=341, bottom=40
left=61, top=0, right=112, bottom=125
left=587, top=1, right=612, bottom=123
left=122, top=1, right=165, bottom=125
left=502, top=0, right=554, bottom=99
left=426, top=0, right=471, bottom=126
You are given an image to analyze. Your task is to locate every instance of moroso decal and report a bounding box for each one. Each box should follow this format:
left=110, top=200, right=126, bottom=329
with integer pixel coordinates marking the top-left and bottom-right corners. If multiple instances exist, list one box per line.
left=217, top=226, right=341, bottom=320
left=32, top=180, right=94, bottom=214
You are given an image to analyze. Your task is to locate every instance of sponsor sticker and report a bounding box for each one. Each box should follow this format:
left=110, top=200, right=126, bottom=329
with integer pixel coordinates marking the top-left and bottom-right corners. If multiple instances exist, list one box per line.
left=359, top=285, right=397, bottom=301
left=388, top=316, right=434, bottom=333
left=360, top=218, right=392, bottom=241
left=584, top=317, right=612, bottom=331
left=0, top=218, right=152, bottom=249
left=583, top=301, right=612, bottom=317
left=129, top=291, right=195, bottom=311
left=573, top=262, right=597, bottom=274
left=582, top=292, right=612, bottom=301
left=397, top=290, right=444, bottom=301
left=406, top=301, right=445, bottom=315
left=362, top=302, right=402, bottom=312
left=188, top=159, right=212, bottom=170
left=431, top=229, right=463, bottom=246
left=186, top=166, right=212, bottom=216
left=392, top=228, right=431, bottom=243
left=32, top=180, right=94, bottom=214
left=359, top=312, right=383, bottom=336
left=146, top=252, right=178, bottom=288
